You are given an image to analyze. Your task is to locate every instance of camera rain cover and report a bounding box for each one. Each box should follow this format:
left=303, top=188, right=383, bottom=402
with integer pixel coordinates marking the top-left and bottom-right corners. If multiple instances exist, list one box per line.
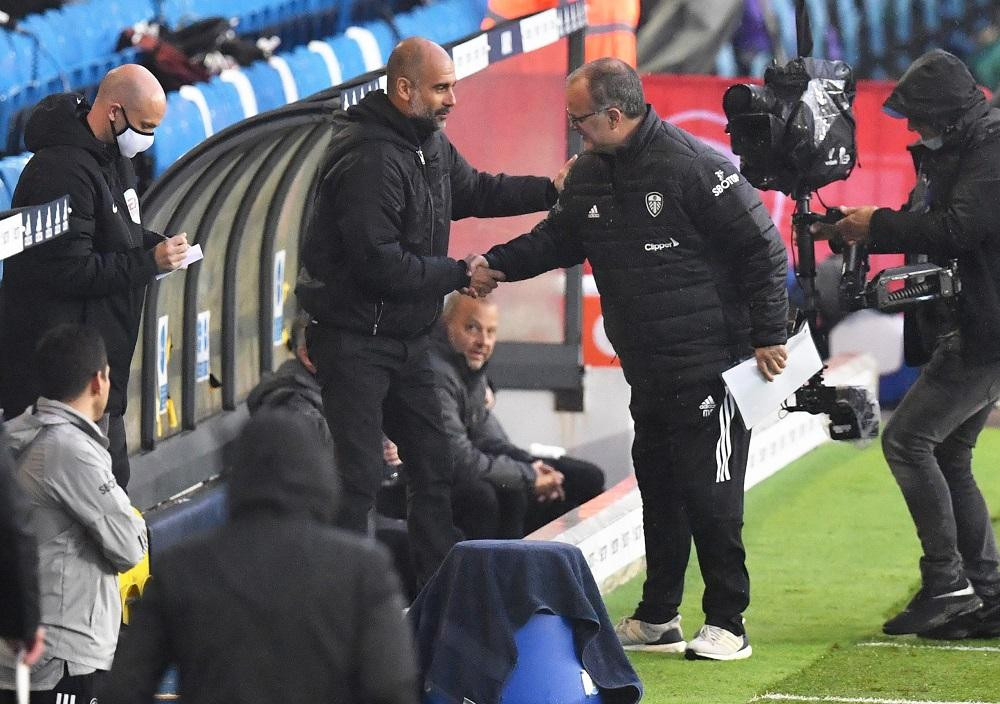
left=725, top=57, right=857, bottom=194
left=775, top=58, right=857, bottom=191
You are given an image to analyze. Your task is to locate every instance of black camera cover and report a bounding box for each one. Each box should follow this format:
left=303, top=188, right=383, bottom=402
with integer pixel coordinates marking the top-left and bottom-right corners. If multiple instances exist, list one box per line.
left=724, top=57, right=857, bottom=195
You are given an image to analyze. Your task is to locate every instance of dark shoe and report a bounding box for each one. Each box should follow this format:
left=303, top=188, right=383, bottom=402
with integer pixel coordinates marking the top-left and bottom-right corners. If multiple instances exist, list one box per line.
left=614, top=615, right=686, bottom=653
left=919, top=598, right=1000, bottom=640
left=883, top=583, right=982, bottom=635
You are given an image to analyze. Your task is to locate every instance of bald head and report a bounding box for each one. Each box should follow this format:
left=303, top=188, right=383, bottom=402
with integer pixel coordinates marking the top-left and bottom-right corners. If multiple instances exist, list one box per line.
left=387, top=37, right=449, bottom=88
left=88, top=64, right=167, bottom=146
left=443, top=294, right=499, bottom=371
left=386, top=37, right=456, bottom=130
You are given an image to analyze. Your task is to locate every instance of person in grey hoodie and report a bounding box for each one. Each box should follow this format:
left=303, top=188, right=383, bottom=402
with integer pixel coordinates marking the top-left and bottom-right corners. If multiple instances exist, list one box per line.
left=0, top=324, right=147, bottom=704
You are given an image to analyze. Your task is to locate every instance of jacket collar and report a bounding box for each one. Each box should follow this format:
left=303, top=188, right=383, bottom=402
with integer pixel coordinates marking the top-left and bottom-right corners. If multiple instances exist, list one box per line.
left=348, top=90, right=436, bottom=148
left=613, top=105, right=660, bottom=163
left=33, top=398, right=108, bottom=448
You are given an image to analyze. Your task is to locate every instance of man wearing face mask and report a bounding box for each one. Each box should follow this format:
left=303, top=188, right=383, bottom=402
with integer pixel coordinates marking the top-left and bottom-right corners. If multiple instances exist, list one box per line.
left=297, top=37, right=572, bottom=585
left=0, top=64, right=189, bottom=490
left=812, top=49, right=1000, bottom=639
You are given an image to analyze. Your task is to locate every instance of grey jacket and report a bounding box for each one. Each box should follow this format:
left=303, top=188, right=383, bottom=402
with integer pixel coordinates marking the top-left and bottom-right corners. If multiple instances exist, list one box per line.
left=428, top=329, right=535, bottom=491
left=3, top=398, right=147, bottom=671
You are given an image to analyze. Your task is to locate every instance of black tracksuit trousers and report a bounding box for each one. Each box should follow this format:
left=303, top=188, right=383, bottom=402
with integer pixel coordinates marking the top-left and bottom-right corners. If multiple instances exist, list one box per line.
left=307, top=324, right=459, bottom=585
left=629, top=380, right=751, bottom=636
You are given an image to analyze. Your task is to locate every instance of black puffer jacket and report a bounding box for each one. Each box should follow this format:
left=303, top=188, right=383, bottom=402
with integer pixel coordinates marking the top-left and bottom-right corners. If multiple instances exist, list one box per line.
left=298, top=90, right=557, bottom=339
left=486, top=106, right=788, bottom=392
left=871, top=50, right=1000, bottom=366
left=428, top=327, right=535, bottom=491
left=0, top=93, right=160, bottom=418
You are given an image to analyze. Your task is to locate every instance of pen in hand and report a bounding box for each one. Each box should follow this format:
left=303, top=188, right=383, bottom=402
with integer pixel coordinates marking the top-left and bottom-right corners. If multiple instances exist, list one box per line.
left=153, top=231, right=190, bottom=272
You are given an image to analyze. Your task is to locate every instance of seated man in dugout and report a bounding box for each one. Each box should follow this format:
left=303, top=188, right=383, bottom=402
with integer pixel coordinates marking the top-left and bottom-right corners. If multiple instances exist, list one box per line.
left=429, top=294, right=606, bottom=538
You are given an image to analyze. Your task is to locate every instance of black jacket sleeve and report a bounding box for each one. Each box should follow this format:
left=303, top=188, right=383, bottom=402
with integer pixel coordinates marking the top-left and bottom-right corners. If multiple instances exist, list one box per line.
left=0, top=427, right=39, bottom=642
left=12, top=155, right=159, bottom=297
left=484, top=201, right=587, bottom=282
left=472, top=412, right=535, bottom=464
left=683, top=152, right=789, bottom=347
left=143, top=227, right=164, bottom=249
left=448, top=144, right=558, bottom=220
left=327, top=145, right=468, bottom=299
left=868, top=145, right=1000, bottom=257
left=101, top=578, right=173, bottom=704
left=434, top=374, right=535, bottom=490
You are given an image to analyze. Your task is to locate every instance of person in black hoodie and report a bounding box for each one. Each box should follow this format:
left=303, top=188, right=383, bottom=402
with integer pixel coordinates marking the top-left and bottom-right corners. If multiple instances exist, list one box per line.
left=481, top=58, right=789, bottom=661
left=101, top=409, right=418, bottom=704
left=0, top=64, right=190, bottom=489
left=296, top=37, right=571, bottom=584
left=812, top=50, right=1000, bottom=639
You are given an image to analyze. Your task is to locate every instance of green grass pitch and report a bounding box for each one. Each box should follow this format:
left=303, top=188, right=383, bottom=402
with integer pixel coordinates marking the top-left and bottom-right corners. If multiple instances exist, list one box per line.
left=603, top=429, right=1000, bottom=704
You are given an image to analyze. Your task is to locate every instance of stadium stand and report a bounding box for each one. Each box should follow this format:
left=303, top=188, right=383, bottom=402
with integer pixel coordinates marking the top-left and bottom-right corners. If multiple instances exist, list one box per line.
left=0, top=0, right=410, bottom=155
left=145, top=0, right=483, bottom=175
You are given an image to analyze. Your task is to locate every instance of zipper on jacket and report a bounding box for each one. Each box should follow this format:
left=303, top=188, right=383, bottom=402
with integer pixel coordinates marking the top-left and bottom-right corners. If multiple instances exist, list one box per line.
left=373, top=300, right=384, bottom=335
left=415, top=147, right=435, bottom=253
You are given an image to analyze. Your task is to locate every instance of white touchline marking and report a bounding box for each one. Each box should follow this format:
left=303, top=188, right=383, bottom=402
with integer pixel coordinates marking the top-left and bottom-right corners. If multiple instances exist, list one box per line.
left=751, top=693, right=1000, bottom=704
left=859, top=641, right=1000, bottom=654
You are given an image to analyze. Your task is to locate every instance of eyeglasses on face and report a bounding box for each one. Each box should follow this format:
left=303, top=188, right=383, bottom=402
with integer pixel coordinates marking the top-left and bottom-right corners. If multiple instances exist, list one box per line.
left=566, top=107, right=607, bottom=128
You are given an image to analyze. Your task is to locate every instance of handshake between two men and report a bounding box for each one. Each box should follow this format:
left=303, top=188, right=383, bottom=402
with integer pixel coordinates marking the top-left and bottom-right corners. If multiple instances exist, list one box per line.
left=461, top=254, right=505, bottom=298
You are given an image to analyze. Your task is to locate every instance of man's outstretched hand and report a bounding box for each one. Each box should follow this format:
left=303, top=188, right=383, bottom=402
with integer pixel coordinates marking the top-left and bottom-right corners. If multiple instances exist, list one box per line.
left=461, top=254, right=505, bottom=298
left=553, top=154, right=578, bottom=193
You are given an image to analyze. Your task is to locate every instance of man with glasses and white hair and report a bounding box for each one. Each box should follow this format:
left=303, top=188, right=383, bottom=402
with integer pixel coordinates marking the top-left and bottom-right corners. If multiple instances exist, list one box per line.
left=479, top=57, right=789, bottom=660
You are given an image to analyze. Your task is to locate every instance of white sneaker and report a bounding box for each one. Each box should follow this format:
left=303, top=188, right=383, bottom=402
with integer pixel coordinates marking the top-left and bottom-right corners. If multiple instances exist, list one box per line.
left=614, top=615, right=686, bottom=653
left=684, top=624, right=752, bottom=661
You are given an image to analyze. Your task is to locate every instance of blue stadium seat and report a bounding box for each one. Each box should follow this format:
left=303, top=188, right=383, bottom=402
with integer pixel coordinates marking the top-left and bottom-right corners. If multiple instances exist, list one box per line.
left=0, top=154, right=30, bottom=197
left=862, top=0, right=888, bottom=76
left=395, top=0, right=484, bottom=46
left=201, top=77, right=246, bottom=134
left=502, top=613, right=605, bottom=704
left=357, top=20, right=396, bottom=65
left=151, top=92, right=209, bottom=176
left=835, top=0, right=861, bottom=67
left=243, top=63, right=287, bottom=113
left=144, top=483, right=228, bottom=557
left=283, top=47, right=334, bottom=99
left=325, top=34, right=368, bottom=79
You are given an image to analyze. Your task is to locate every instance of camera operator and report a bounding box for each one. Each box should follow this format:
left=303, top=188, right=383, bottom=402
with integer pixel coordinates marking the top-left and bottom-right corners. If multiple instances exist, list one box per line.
left=812, top=49, right=1000, bottom=640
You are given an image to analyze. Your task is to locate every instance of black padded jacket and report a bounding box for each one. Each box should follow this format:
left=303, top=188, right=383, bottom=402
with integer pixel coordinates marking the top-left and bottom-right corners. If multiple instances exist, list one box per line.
left=486, top=105, right=788, bottom=393
left=297, top=90, right=557, bottom=339
left=0, top=93, right=161, bottom=418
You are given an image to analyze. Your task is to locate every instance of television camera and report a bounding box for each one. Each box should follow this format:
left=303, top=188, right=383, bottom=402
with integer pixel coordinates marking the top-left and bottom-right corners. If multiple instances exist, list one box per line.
left=722, top=54, right=881, bottom=440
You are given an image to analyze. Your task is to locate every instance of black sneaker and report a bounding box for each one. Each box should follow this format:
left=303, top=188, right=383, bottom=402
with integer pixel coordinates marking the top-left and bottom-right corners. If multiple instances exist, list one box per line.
left=919, top=598, right=1000, bottom=640
left=883, top=583, right=983, bottom=635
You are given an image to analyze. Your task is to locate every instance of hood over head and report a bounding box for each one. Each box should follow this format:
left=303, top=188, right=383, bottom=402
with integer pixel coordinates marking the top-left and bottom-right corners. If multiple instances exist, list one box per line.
left=23, top=93, right=112, bottom=160
left=227, top=409, right=339, bottom=523
left=883, top=50, right=986, bottom=132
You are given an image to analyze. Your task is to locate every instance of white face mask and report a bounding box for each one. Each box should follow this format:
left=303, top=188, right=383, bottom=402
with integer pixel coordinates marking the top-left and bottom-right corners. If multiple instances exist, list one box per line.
left=112, top=108, right=154, bottom=158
